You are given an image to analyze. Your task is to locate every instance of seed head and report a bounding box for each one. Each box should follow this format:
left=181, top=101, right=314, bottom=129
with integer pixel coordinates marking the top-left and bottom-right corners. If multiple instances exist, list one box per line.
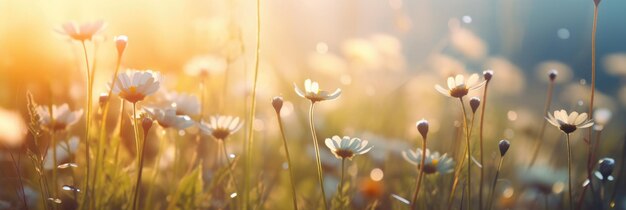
left=499, top=140, right=510, bottom=157
left=416, top=119, right=429, bottom=139
left=469, top=97, right=481, bottom=113
left=272, top=96, right=283, bottom=113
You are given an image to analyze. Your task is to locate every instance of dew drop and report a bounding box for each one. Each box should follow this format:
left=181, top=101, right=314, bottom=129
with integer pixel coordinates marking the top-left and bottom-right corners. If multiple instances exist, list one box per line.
left=282, top=162, right=289, bottom=170
left=47, top=198, right=62, bottom=204
left=578, top=100, right=584, bottom=106
left=391, top=194, right=410, bottom=205
left=228, top=154, right=236, bottom=159
left=57, top=163, right=78, bottom=169
left=230, top=192, right=238, bottom=198
left=62, top=185, right=81, bottom=192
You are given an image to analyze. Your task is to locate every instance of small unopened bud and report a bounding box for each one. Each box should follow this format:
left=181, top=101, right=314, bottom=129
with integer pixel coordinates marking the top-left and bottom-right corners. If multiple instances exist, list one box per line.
left=272, top=96, right=283, bottom=113
left=98, top=93, right=109, bottom=106
left=548, top=70, right=558, bottom=82
left=593, top=0, right=601, bottom=6
left=142, top=116, right=153, bottom=133
left=498, top=140, right=510, bottom=157
left=469, top=97, right=480, bottom=113
left=115, top=35, right=128, bottom=57
left=416, top=119, right=429, bottom=139
left=598, top=158, right=615, bottom=179
left=483, top=70, right=493, bottom=81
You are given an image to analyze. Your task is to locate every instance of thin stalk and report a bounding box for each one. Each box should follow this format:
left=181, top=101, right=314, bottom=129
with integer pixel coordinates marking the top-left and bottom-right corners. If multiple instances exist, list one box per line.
left=411, top=136, right=427, bottom=210
left=221, top=140, right=240, bottom=191
left=243, top=0, right=261, bottom=208
left=131, top=102, right=144, bottom=210
left=10, top=152, right=28, bottom=210
left=51, top=131, right=58, bottom=198
left=478, top=80, right=491, bottom=210
left=448, top=100, right=477, bottom=209
left=459, top=98, right=472, bottom=210
left=528, top=80, right=555, bottom=168
left=566, top=134, right=573, bottom=210
left=144, top=134, right=167, bottom=210
left=609, top=135, right=626, bottom=208
left=545, top=194, right=549, bottom=210
left=308, top=103, right=329, bottom=209
left=578, top=131, right=604, bottom=209
left=79, top=40, right=92, bottom=209
left=275, top=110, right=298, bottom=209
left=487, top=156, right=504, bottom=210
left=92, top=53, right=122, bottom=207
left=340, top=158, right=346, bottom=199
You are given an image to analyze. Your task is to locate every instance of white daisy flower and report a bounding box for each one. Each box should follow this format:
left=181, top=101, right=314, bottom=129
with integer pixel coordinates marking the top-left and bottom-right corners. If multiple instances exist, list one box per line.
left=199, top=115, right=243, bottom=140
left=167, top=92, right=201, bottom=116
left=402, top=148, right=455, bottom=174
left=57, top=20, right=105, bottom=41
left=546, top=110, right=594, bottom=134
left=35, top=104, right=83, bottom=132
left=44, top=136, right=80, bottom=170
left=294, top=79, right=342, bottom=102
left=435, top=74, right=485, bottom=98
left=144, top=108, right=194, bottom=130
left=184, top=54, right=227, bottom=77
left=112, top=70, right=161, bottom=103
left=324, top=136, right=373, bottom=160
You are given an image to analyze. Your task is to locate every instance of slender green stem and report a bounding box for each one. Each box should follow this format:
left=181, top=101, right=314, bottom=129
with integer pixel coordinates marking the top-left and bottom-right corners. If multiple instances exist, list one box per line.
left=589, top=5, right=598, bottom=121
left=51, top=131, right=58, bottom=198
left=243, top=0, right=261, bottom=208
left=79, top=41, right=92, bottom=209
left=459, top=98, right=472, bottom=210
left=487, top=156, right=503, bottom=210
left=144, top=132, right=166, bottom=210
left=131, top=102, right=143, bottom=210
left=478, top=81, right=491, bottom=210
left=528, top=80, right=555, bottom=168
left=412, top=137, right=427, bottom=210
left=566, top=134, right=573, bottom=210
left=308, top=103, right=329, bottom=209
left=9, top=152, right=28, bottom=210
left=340, top=158, right=346, bottom=199
left=221, top=140, right=240, bottom=191
left=275, top=110, right=299, bottom=210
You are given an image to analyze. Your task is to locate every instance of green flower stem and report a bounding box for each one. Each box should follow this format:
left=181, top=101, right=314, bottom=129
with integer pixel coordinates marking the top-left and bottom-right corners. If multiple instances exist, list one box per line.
left=243, top=0, right=261, bottom=207
left=340, top=158, right=346, bottom=200
left=566, top=134, right=573, bottom=210
left=478, top=80, right=491, bottom=210
left=131, top=102, right=145, bottom=210
left=79, top=40, right=93, bottom=209
left=275, top=109, right=299, bottom=210
left=308, top=102, right=329, bottom=210
left=487, top=154, right=504, bottom=210
left=411, top=136, right=427, bottom=210
left=528, top=79, right=555, bottom=168
left=459, top=97, right=472, bottom=210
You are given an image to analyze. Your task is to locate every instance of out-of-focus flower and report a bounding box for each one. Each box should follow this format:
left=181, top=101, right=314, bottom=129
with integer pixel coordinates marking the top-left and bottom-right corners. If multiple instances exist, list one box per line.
left=435, top=74, right=484, bottom=98
left=184, top=55, right=227, bottom=77
left=199, top=115, right=243, bottom=140
left=518, top=164, right=567, bottom=194
left=324, top=135, right=373, bottom=160
left=402, top=148, right=455, bottom=174
left=595, top=158, right=615, bottom=181
left=603, top=53, right=626, bottom=76
left=370, top=34, right=406, bottom=71
left=449, top=22, right=487, bottom=60
left=144, top=108, right=194, bottom=130
left=36, top=104, right=83, bottom=132
left=560, top=84, right=616, bottom=110
left=167, top=92, right=200, bottom=116
left=484, top=57, right=525, bottom=95
left=535, top=61, right=572, bottom=84
left=0, top=108, right=27, bottom=147
left=115, top=35, right=129, bottom=57
left=546, top=110, right=593, bottom=134
left=359, top=178, right=384, bottom=200
left=341, top=38, right=382, bottom=69
left=294, top=79, right=342, bottom=103
left=112, top=70, right=161, bottom=103
left=58, top=20, right=105, bottom=41
left=593, top=108, right=612, bottom=131
left=44, top=136, right=79, bottom=170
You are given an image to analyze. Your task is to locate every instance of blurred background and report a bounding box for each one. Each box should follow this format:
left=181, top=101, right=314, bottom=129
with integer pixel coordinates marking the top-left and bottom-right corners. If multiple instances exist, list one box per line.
left=1, top=0, right=626, bottom=209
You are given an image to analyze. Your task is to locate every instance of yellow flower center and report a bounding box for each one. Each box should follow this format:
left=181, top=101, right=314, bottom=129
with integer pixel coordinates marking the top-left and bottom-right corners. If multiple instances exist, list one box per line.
left=119, top=85, right=145, bottom=103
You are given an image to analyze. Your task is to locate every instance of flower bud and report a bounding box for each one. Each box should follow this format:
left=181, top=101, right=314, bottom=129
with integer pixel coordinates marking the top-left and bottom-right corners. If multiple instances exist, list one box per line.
left=115, top=35, right=128, bottom=57
left=548, top=70, right=558, bottom=82
left=598, top=157, right=615, bottom=179
left=498, top=140, right=510, bottom=157
left=142, top=116, right=153, bottom=133
left=469, top=97, right=481, bottom=113
left=593, top=0, right=601, bottom=6
left=483, top=70, right=493, bottom=81
left=98, top=93, right=109, bottom=107
left=272, top=96, right=283, bottom=113
left=416, top=119, right=429, bottom=139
